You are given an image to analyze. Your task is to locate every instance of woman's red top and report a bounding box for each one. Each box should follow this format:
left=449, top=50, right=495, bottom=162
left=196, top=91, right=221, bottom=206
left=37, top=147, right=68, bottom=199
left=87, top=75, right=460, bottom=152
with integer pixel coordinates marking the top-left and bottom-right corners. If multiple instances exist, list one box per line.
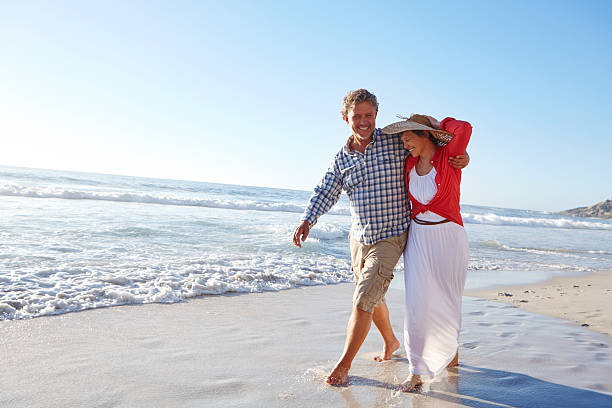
left=404, top=117, right=472, bottom=226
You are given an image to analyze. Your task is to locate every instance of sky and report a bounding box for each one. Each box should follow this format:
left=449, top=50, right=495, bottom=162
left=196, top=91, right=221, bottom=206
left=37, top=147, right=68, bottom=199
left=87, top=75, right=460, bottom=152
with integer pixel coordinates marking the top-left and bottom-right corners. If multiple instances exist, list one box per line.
left=1, top=0, right=611, bottom=212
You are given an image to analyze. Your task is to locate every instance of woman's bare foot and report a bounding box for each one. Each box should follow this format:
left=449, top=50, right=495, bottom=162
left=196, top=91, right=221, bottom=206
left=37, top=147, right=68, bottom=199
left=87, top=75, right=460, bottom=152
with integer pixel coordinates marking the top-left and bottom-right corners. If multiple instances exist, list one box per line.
left=399, top=374, right=423, bottom=392
left=326, top=365, right=350, bottom=385
left=447, top=352, right=458, bottom=368
left=374, top=338, right=400, bottom=362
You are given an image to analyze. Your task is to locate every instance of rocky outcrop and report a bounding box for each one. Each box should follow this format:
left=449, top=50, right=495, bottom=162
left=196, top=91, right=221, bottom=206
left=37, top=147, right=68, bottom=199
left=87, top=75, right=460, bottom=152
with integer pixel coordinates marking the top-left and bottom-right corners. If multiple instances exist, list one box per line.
left=559, top=199, right=612, bottom=219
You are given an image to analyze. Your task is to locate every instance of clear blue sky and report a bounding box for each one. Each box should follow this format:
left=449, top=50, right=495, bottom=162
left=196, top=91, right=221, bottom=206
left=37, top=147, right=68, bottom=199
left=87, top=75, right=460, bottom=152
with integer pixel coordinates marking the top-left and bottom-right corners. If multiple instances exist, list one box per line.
left=1, top=0, right=611, bottom=211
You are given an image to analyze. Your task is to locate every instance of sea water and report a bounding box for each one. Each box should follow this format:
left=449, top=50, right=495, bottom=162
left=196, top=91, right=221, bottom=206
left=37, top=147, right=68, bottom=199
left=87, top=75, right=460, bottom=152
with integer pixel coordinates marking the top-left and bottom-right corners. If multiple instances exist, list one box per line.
left=1, top=165, right=611, bottom=320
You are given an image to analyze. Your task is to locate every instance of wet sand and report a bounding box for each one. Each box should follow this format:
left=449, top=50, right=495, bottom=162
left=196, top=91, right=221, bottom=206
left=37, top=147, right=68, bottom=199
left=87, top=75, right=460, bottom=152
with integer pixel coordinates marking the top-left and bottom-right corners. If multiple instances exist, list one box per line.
left=1, top=283, right=611, bottom=407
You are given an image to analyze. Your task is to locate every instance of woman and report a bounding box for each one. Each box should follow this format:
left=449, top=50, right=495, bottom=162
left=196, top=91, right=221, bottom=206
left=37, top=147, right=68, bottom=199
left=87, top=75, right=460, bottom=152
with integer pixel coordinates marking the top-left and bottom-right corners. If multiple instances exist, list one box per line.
left=382, top=114, right=472, bottom=392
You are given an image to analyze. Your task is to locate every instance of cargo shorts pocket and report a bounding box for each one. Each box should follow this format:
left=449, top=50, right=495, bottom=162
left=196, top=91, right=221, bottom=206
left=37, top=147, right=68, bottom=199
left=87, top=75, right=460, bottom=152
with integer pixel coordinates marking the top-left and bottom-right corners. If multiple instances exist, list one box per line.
left=377, top=264, right=394, bottom=280
left=360, top=259, right=390, bottom=302
left=373, top=250, right=396, bottom=280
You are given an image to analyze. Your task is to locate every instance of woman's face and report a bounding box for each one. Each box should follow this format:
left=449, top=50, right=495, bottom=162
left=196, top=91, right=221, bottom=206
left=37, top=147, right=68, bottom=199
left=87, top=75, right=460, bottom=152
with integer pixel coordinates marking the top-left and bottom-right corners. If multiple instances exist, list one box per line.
left=401, top=131, right=428, bottom=157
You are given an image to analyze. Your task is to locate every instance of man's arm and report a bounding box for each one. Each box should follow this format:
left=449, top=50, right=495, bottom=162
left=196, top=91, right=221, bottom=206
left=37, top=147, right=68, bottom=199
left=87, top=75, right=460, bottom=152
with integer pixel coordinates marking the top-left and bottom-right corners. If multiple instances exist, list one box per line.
left=293, top=159, right=343, bottom=248
left=449, top=152, right=470, bottom=169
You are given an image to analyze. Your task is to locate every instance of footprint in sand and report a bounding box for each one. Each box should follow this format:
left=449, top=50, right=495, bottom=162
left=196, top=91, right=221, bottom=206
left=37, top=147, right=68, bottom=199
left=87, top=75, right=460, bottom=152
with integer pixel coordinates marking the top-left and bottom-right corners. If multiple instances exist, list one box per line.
left=138, top=338, right=165, bottom=349
left=461, top=342, right=479, bottom=349
left=467, top=311, right=486, bottom=316
left=529, top=355, right=550, bottom=364
left=589, top=342, right=609, bottom=349
left=571, top=363, right=588, bottom=373
left=284, top=318, right=312, bottom=326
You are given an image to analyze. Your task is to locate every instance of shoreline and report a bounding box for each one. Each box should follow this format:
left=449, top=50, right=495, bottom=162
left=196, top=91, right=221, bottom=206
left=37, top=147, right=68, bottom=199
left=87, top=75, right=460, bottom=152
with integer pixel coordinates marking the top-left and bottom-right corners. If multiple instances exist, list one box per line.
left=465, top=269, right=612, bottom=339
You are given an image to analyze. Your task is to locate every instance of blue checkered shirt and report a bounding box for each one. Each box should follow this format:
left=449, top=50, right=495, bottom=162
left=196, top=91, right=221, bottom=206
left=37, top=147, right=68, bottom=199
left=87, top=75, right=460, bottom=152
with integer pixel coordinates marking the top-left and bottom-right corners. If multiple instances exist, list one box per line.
left=301, top=129, right=409, bottom=245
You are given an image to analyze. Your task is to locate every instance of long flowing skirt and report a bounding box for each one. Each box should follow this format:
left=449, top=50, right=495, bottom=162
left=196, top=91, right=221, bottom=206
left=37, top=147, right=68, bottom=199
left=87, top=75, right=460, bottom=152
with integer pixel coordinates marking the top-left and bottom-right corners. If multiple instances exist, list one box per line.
left=403, top=220, right=469, bottom=376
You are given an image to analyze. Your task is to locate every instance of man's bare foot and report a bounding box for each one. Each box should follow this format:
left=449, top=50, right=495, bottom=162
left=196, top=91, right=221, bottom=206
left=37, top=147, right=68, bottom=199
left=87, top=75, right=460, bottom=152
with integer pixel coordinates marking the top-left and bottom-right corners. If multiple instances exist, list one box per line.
left=399, top=374, right=423, bottom=392
left=374, top=338, right=400, bottom=362
left=326, top=365, right=350, bottom=385
left=447, top=352, right=458, bottom=368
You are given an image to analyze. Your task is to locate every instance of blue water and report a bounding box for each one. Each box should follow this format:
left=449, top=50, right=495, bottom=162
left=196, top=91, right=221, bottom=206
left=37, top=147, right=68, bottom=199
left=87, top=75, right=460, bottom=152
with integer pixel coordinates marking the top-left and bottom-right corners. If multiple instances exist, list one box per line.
left=1, top=165, right=611, bottom=320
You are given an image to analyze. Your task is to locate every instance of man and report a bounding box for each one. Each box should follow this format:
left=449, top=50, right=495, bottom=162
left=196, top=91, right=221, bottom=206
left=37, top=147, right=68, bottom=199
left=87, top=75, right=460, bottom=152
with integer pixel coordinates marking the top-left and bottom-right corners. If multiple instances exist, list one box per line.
left=292, top=89, right=468, bottom=385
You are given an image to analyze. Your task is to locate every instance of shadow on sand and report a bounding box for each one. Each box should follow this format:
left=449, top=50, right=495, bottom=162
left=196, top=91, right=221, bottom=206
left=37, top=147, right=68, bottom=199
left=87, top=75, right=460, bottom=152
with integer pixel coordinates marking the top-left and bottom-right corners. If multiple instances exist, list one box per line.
left=336, top=365, right=612, bottom=408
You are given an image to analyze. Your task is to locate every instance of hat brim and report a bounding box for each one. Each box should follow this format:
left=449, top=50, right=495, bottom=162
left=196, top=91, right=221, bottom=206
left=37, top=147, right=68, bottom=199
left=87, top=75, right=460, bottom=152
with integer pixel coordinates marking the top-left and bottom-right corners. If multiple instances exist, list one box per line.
left=381, top=120, right=453, bottom=146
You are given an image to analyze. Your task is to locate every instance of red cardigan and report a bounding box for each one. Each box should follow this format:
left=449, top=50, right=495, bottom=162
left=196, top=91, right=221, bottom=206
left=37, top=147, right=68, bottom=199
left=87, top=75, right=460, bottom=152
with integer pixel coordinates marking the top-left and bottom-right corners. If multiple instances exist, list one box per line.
left=404, top=117, right=472, bottom=226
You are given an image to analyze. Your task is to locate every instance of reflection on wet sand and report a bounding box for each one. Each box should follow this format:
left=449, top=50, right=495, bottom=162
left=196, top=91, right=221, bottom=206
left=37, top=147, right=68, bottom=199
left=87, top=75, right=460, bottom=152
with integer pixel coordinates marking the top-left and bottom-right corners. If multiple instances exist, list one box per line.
left=332, top=353, right=464, bottom=407
left=329, top=361, right=612, bottom=408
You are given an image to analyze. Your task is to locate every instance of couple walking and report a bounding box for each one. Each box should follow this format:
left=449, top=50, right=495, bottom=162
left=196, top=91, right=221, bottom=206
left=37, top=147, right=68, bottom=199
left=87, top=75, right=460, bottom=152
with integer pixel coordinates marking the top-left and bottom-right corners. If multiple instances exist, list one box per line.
left=292, top=88, right=472, bottom=391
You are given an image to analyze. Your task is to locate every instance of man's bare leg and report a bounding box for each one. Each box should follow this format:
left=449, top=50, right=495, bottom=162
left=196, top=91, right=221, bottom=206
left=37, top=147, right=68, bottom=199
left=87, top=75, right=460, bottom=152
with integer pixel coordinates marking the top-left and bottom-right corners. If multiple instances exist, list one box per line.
left=326, top=307, right=373, bottom=385
left=372, top=300, right=400, bottom=362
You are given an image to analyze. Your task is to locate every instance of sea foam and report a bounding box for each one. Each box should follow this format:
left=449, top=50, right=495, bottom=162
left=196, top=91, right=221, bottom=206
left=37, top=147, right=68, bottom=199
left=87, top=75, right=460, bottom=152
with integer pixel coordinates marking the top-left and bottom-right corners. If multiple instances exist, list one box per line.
left=2, top=166, right=611, bottom=321
left=0, top=253, right=352, bottom=320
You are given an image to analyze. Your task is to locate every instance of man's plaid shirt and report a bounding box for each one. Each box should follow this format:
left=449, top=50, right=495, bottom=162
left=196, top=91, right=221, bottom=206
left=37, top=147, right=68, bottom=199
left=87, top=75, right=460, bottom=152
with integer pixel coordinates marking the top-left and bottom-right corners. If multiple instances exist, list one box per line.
left=301, top=129, right=409, bottom=245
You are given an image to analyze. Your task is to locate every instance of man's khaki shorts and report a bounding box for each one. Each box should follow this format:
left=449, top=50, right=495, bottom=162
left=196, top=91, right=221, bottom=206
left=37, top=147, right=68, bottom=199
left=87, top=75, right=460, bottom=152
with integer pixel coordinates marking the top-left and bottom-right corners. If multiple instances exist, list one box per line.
left=349, top=230, right=408, bottom=314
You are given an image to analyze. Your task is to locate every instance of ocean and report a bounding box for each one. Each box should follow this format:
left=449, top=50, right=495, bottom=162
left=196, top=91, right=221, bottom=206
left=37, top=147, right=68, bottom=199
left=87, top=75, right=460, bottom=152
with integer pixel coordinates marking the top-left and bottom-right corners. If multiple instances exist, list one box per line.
left=1, top=165, right=611, bottom=320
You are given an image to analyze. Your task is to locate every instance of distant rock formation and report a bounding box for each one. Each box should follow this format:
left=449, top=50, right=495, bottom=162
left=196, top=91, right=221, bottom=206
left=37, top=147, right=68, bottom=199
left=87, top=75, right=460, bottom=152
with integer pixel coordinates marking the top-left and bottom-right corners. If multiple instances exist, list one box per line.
left=559, top=199, right=612, bottom=219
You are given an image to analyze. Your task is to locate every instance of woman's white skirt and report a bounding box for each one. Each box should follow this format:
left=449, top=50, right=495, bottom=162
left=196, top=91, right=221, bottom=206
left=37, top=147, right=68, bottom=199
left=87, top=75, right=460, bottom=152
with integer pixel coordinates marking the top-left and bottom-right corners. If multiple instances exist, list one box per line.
left=403, top=219, right=469, bottom=377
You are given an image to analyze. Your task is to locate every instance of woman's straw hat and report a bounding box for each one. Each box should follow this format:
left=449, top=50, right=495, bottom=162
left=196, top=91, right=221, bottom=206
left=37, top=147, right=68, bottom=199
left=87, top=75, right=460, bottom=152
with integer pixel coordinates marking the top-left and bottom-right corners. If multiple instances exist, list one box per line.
left=382, top=114, right=453, bottom=146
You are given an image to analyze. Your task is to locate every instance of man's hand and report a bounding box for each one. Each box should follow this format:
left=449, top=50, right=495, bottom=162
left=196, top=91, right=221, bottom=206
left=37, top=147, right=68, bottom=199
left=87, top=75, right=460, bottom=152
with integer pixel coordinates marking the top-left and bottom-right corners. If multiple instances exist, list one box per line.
left=292, top=220, right=311, bottom=248
left=449, top=152, right=470, bottom=169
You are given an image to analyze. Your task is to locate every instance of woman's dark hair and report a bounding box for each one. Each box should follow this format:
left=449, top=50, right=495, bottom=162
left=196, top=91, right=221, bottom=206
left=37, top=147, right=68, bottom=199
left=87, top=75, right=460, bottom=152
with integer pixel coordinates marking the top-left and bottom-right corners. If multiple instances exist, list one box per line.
left=412, top=130, right=438, bottom=145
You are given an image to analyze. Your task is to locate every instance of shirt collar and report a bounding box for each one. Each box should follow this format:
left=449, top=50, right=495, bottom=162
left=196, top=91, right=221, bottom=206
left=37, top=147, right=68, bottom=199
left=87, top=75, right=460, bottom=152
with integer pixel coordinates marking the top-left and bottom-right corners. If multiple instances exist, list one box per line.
left=343, top=128, right=381, bottom=154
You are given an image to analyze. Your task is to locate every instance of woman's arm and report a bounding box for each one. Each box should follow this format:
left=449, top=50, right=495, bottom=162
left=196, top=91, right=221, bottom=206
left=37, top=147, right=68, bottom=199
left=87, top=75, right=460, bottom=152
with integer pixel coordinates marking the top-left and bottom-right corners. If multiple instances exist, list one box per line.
left=441, top=117, right=472, bottom=157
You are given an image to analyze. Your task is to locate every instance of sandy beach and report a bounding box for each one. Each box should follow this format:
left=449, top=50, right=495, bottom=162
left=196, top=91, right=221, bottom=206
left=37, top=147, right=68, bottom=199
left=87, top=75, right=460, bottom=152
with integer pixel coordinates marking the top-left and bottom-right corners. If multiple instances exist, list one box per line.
left=2, top=0, right=612, bottom=406
left=466, top=269, right=612, bottom=338
left=2, top=278, right=612, bottom=408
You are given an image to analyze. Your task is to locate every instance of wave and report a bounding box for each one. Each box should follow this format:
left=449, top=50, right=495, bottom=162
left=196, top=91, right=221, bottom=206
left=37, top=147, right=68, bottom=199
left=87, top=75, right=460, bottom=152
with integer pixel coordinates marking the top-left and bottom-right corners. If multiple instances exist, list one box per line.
left=0, top=169, right=108, bottom=187
left=309, top=224, right=349, bottom=240
left=480, top=240, right=612, bottom=256
left=468, top=258, right=592, bottom=273
left=463, top=212, right=612, bottom=231
left=0, top=184, right=351, bottom=215
left=3, top=183, right=611, bottom=231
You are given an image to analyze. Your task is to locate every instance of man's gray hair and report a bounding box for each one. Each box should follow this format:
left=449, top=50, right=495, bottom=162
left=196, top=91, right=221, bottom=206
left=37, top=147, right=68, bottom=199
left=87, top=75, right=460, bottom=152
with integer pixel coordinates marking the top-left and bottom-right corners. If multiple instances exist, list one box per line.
left=341, top=89, right=379, bottom=118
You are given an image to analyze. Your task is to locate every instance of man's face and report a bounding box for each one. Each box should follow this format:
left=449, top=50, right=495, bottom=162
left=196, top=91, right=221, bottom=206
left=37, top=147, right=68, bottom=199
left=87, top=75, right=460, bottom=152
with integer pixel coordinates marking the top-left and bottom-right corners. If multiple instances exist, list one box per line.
left=344, top=102, right=377, bottom=139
